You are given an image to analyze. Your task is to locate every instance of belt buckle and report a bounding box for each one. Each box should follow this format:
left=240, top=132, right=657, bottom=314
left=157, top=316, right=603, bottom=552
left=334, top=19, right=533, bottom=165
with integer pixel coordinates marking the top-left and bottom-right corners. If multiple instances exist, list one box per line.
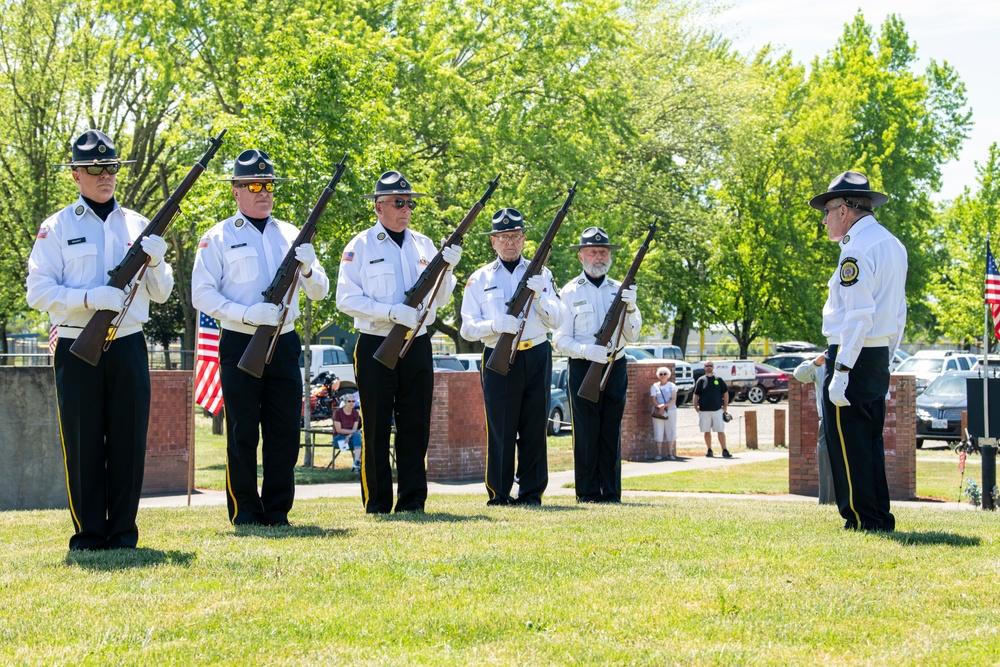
left=517, top=339, right=533, bottom=351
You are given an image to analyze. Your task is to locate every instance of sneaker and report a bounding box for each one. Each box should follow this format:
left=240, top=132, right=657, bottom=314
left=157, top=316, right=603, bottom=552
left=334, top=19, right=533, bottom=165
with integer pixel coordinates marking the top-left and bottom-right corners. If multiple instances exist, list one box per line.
left=351, top=463, right=361, bottom=474
left=654, top=455, right=663, bottom=461
left=722, top=449, right=732, bottom=459
left=706, top=449, right=714, bottom=458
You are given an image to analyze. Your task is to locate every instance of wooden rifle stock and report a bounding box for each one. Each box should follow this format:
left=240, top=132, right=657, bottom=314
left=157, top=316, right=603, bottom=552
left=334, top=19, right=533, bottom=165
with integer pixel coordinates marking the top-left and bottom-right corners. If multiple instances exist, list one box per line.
left=70, top=130, right=227, bottom=366
left=237, top=154, right=348, bottom=378
left=485, top=181, right=577, bottom=376
left=373, top=173, right=502, bottom=369
left=576, top=220, right=657, bottom=402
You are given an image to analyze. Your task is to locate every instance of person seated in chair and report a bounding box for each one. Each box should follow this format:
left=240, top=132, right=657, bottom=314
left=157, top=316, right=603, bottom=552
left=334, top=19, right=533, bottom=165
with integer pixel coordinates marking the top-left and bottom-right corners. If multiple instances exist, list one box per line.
left=334, top=395, right=362, bottom=473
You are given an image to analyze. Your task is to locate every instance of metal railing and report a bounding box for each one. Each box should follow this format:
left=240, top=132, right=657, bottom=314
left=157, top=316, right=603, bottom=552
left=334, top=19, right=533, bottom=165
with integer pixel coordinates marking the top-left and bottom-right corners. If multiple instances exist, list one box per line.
left=0, top=350, right=196, bottom=370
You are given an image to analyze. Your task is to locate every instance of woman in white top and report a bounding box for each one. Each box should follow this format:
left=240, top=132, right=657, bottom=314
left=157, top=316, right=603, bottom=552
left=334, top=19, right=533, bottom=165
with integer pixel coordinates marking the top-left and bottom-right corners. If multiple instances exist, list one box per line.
left=650, top=366, right=678, bottom=460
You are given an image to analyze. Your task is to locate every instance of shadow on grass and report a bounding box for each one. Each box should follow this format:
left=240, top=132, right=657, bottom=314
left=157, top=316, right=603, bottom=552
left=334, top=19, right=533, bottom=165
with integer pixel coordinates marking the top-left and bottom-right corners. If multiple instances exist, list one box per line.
left=64, top=548, right=196, bottom=570
left=881, top=531, right=982, bottom=547
left=373, top=511, right=492, bottom=523
left=199, top=464, right=355, bottom=484
left=233, top=524, right=351, bottom=539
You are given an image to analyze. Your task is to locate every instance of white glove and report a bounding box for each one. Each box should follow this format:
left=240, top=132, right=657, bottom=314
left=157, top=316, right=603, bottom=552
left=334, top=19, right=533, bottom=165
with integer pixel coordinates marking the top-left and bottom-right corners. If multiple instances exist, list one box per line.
left=389, top=303, right=419, bottom=329
left=526, top=274, right=547, bottom=296
left=86, top=286, right=126, bottom=312
left=583, top=344, right=610, bottom=363
left=140, top=235, right=167, bottom=267
left=885, top=389, right=891, bottom=402
left=441, top=244, right=462, bottom=269
left=295, top=244, right=317, bottom=272
left=828, top=370, right=851, bottom=407
left=492, top=314, right=520, bottom=335
left=242, top=303, right=281, bottom=327
left=621, top=285, right=638, bottom=305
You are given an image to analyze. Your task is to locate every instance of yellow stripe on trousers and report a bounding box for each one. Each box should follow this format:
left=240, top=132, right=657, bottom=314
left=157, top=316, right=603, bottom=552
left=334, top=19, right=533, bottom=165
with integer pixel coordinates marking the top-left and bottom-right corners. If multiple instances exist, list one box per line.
left=354, top=343, right=371, bottom=511
left=834, top=405, right=861, bottom=526
left=222, top=406, right=240, bottom=523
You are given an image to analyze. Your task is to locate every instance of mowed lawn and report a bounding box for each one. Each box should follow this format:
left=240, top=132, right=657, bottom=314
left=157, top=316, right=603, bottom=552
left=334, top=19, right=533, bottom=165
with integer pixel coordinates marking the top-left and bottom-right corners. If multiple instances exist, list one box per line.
left=2, top=496, right=999, bottom=665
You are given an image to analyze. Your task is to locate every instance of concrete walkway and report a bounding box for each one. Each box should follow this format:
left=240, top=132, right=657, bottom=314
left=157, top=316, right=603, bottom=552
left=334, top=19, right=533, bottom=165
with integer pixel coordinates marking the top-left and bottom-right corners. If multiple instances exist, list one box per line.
left=140, top=449, right=967, bottom=511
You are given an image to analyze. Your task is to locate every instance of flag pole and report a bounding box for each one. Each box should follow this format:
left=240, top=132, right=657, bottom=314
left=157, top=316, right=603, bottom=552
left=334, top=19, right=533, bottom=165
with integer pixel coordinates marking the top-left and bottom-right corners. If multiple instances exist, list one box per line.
left=985, top=235, right=991, bottom=444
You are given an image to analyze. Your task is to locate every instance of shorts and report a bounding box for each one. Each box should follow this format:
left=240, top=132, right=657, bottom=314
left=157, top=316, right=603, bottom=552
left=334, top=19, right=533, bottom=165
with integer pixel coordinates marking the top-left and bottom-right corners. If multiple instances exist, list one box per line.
left=698, top=410, right=725, bottom=433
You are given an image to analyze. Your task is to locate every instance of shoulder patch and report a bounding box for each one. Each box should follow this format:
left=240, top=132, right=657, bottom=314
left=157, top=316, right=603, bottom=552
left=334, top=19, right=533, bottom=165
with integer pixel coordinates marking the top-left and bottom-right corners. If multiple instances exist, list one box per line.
left=341, top=251, right=355, bottom=262
left=198, top=235, right=210, bottom=249
left=36, top=225, right=49, bottom=239
left=839, top=257, right=860, bottom=287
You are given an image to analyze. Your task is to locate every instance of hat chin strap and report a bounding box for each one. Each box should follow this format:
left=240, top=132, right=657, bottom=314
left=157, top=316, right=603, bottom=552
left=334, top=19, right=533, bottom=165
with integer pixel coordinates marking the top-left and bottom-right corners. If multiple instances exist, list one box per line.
left=843, top=198, right=873, bottom=214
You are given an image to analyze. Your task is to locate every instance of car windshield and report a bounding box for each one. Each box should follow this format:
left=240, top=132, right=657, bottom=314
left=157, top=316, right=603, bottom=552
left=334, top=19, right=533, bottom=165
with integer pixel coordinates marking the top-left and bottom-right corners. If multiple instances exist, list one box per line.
left=624, top=347, right=654, bottom=359
left=898, top=358, right=943, bottom=373
left=923, top=375, right=968, bottom=398
left=434, top=357, right=464, bottom=371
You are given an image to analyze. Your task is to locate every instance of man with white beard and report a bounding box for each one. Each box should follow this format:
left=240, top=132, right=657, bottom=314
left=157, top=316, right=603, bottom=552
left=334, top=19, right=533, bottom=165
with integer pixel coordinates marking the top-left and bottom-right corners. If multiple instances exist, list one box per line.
left=553, top=227, right=641, bottom=503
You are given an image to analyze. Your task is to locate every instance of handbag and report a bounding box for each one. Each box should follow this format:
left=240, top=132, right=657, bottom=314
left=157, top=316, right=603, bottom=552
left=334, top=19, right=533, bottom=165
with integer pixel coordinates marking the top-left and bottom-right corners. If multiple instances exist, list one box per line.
left=652, top=384, right=671, bottom=420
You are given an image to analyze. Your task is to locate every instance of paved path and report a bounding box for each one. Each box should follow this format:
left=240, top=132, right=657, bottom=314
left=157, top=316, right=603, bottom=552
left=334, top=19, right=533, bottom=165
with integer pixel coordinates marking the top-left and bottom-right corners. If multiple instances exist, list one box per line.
left=140, top=449, right=966, bottom=511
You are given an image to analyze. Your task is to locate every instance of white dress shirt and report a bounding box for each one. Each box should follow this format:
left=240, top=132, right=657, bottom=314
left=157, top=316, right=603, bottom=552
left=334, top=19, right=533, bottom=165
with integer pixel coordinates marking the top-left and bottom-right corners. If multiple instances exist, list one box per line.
left=460, top=257, right=565, bottom=347
left=553, top=272, right=641, bottom=360
left=335, top=221, right=457, bottom=336
left=822, top=215, right=908, bottom=369
left=192, top=212, right=329, bottom=334
left=26, top=196, right=174, bottom=338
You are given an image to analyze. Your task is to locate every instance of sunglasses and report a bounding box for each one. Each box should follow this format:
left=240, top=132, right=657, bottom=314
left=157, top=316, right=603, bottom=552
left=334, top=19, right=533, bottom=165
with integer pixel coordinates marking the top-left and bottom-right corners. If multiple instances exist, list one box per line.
left=381, top=198, right=417, bottom=210
left=237, top=182, right=275, bottom=193
left=657, top=373, right=668, bottom=376
left=80, top=164, right=120, bottom=175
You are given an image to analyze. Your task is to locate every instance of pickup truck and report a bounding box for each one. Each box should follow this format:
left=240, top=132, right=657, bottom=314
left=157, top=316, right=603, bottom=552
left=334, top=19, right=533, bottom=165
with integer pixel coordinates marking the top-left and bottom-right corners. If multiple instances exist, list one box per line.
left=709, top=360, right=757, bottom=400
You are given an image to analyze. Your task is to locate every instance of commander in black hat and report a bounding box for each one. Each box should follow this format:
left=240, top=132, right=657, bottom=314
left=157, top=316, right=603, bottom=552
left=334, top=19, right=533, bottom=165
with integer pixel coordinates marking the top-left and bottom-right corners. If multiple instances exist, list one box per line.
left=553, top=227, right=641, bottom=503
left=192, top=148, right=329, bottom=527
left=459, top=208, right=566, bottom=506
left=336, top=170, right=463, bottom=513
left=27, top=129, right=174, bottom=550
left=810, top=171, right=906, bottom=532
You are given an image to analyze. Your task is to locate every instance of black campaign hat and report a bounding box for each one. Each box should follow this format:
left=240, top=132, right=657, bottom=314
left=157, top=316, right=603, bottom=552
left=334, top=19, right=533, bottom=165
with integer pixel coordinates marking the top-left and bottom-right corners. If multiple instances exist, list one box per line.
left=362, top=170, right=426, bottom=200
left=482, top=208, right=534, bottom=235
left=222, top=149, right=291, bottom=182
left=808, top=171, right=888, bottom=210
left=568, top=226, right=621, bottom=250
left=56, top=129, right=135, bottom=167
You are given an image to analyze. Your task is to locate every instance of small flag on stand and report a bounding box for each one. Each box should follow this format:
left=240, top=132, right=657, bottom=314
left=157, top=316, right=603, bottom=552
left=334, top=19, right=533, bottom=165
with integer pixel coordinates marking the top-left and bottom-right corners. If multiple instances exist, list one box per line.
left=195, top=312, right=224, bottom=415
left=986, top=241, right=1000, bottom=340
left=48, top=323, right=58, bottom=354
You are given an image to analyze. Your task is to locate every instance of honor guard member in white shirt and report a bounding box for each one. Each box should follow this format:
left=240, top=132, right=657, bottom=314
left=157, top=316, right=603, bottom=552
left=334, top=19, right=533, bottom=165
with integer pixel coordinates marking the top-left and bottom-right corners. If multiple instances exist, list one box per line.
left=460, top=208, right=566, bottom=506
left=192, top=149, right=329, bottom=527
left=810, top=172, right=907, bottom=532
left=336, top=171, right=463, bottom=513
left=554, top=227, right=641, bottom=503
left=27, top=129, right=174, bottom=550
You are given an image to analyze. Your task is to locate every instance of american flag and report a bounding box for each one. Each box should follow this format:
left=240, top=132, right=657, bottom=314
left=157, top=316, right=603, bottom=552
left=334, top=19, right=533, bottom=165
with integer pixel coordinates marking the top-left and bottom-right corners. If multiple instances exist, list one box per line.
left=48, top=323, right=58, bottom=354
left=195, top=312, right=224, bottom=415
left=986, top=241, right=1000, bottom=340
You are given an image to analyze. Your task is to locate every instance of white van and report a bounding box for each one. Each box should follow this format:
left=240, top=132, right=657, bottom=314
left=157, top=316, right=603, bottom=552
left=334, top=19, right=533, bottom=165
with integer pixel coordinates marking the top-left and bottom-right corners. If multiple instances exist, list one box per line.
left=300, top=344, right=357, bottom=390
left=637, top=344, right=685, bottom=361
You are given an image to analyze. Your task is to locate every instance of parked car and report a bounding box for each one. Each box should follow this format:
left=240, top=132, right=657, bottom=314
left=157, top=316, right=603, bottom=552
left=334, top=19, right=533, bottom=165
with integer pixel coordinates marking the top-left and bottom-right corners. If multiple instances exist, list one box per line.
left=299, top=344, right=356, bottom=391
left=916, top=370, right=978, bottom=447
left=549, top=358, right=571, bottom=435
left=762, top=352, right=814, bottom=372
left=773, top=341, right=820, bottom=353
left=710, top=360, right=757, bottom=400
left=895, top=352, right=973, bottom=394
left=635, top=344, right=685, bottom=361
left=453, top=352, right=482, bottom=372
left=432, top=355, right=465, bottom=372
left=623, top=346, right=694, bottom=404
left=735, top=363, right=789, bottom=404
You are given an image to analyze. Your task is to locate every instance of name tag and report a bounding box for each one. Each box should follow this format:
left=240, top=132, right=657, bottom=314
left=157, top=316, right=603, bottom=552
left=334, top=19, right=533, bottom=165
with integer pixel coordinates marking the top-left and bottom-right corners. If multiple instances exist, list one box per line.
left=572, top=300, right=587, bottom=307
left=369, top=258, right=384, bottom=264
left=68, top=237, right=86, bottom=246
left=484, top=285, right=498, bottom=292
left=230, top=243, right=247, bottom=249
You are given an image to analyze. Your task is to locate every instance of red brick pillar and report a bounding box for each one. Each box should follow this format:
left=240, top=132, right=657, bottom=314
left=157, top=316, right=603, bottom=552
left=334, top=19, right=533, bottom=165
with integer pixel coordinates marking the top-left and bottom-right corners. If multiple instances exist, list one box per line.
left=426, top=371, right=487, bottom=482
left=788, top=372, right=916, bottom=500
left=621, top=363, right=666, bottom=461
left=142, top=370, right=194, bottom=496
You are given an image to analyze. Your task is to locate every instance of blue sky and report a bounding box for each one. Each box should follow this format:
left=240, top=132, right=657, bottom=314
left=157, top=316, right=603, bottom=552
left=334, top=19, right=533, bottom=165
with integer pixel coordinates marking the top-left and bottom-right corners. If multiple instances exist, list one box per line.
left=713, top=0, right=997, bottom=202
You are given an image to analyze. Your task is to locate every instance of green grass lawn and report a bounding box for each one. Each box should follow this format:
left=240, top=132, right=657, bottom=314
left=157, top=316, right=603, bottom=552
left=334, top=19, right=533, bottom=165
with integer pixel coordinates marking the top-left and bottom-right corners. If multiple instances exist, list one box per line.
left=621, top=457, right=983, bottom=503
left=3, top=496, right=999, bottom=665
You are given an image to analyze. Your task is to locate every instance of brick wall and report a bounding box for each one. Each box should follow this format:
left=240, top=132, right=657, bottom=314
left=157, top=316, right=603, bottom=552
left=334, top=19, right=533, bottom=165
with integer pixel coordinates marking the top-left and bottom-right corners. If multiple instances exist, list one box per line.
left=621, top=363, right=666, bottom=461
left=427, top=371, right=487, bottom=482
left=788, top=373, right=916, bottom=500
left=142, top=371, right=194, bottom=496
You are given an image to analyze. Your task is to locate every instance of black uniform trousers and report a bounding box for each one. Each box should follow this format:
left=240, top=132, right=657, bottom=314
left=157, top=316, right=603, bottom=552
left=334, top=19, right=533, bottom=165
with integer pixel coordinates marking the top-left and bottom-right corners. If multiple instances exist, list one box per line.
left=54, top=332, right=150, bottom=550
left=823, top=345, right=895, bottom=532
left=567, top=355, right=628, bottom=502
left=219, top=329, right=302, bottom=525
left=355, top=333, right=433, bottom=513
left=481, top=341, right=552, bottom=505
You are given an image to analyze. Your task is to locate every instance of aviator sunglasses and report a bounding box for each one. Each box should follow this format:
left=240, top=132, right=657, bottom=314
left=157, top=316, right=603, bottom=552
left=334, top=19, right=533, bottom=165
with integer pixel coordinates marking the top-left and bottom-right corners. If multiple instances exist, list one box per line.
left=236, top=182, right=276, bottom=193
left=381, top=198, right=418, bottom=210
left=80, top=163, right=121, bottom=176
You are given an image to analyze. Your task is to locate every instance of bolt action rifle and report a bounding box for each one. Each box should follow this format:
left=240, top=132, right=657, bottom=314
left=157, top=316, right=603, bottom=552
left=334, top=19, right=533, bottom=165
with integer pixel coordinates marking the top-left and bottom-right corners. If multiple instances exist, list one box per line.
left=484, top=181, right=577, bottom=376
left=237, top=154, right=348, bottom=378
left=70, top=130, right=227, bottom=366
left=576, top=220, right=656, bottom=402
left=373, top=173, right=502, bottom=369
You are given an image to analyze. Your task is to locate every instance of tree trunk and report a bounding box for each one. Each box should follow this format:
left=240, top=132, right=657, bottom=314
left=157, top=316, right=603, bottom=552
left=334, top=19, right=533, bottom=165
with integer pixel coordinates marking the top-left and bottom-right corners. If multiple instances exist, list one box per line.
left=0, top=320, right=7, bottom=365
left=671, top=310, right=691, bottom=355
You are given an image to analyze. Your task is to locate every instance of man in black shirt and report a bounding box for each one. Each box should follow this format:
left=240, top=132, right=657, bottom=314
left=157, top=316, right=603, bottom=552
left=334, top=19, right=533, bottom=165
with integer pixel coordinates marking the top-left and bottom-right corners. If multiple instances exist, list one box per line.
left=693, top=361, right=731, bottom=458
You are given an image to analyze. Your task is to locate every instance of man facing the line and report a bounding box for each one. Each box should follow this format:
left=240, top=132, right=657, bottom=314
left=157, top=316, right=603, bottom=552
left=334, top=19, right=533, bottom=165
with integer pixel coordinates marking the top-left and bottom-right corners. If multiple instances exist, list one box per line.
left=192, top=149, right=329, bottom=527
left=692, top=362, right=730, bottom=458
left=336, top=171, right=463, bottom=513
left=460, top=208, right=566, bottom=506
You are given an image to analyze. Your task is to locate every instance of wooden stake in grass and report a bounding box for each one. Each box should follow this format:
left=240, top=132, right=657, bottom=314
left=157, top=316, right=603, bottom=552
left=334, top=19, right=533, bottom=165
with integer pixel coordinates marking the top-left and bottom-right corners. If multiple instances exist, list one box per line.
left=957, top=448, right=967, bottom=507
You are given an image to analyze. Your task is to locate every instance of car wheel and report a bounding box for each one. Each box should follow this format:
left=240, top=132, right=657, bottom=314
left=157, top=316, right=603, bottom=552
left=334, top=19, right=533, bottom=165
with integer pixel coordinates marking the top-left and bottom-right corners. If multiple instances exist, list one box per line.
left=549, top=407, right=563, bottom=436
left=766, top=395, right=781, bottom=404
left=747, top=386, right=765, bottom=404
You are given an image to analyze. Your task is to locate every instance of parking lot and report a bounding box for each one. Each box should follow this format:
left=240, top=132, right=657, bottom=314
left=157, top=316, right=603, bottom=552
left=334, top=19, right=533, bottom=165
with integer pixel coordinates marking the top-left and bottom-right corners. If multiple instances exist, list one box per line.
left=668, top=400, right=788, bottom=450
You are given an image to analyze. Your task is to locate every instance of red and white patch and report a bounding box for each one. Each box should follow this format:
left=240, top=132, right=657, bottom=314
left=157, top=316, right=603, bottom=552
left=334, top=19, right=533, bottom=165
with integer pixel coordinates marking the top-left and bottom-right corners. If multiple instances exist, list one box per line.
left=36, top=226, right=49, bottom=239
left=198, top=235, right=210, bottom=249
